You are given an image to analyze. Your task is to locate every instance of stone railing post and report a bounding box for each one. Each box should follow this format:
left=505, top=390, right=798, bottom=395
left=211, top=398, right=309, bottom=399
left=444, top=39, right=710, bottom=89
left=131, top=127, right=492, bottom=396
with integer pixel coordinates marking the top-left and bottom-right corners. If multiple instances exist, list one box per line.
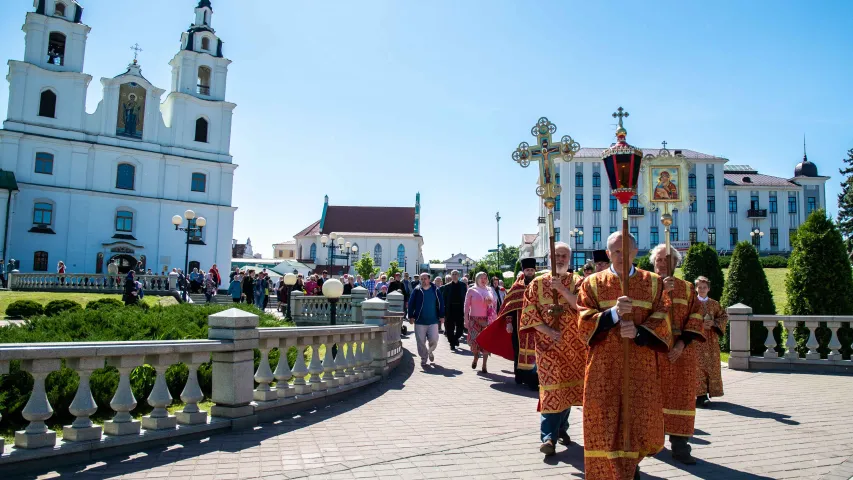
left=168, top=271, right=178, bottom=291
left=362, top=297, right=389, bottom=375
left=727, top=303, right=753, bottom=370
left=209, top=309, right=259, bottom=423
left=290, top=291, right=304, bottom=324
left=16, top=358, right=61, bottom=449
left=386, top=290, right=404, bottom=314
left=351, top=286, right=368, bottom=324
left=63, top=356, right=104, bottom=441
left=0, top=360, right=8, bottom=451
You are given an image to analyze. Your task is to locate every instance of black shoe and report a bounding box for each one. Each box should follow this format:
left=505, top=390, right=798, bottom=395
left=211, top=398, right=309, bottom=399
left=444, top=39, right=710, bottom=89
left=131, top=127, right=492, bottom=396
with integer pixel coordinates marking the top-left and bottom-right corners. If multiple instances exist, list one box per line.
left=672, top=450, right=697, bottom=465
left=634, top=466, right=640, bottom=480
left=558, top=432, right=571, bottom=446
left=514, top=376, right=523, bottom=385
left=539, top=440, right=556, bottom=456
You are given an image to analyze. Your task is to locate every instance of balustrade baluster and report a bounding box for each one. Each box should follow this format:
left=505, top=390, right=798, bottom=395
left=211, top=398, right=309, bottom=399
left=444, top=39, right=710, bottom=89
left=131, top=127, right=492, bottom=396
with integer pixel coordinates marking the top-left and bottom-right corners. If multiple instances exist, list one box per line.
left=347, top=340, right=358, bottom=380
left=291, top=344, right=311, bottom=394
left=63, top=357, right=103, bottom=441
left=333, top=335, right=349, bottom=384
left=274, top=343, right=295, bottom=398
left=254, top=342, right=277, bottom=401
left=827, top=321, right=843, bottom=361
left=762, top=320, right=779, bottom=358
left=805, top=321, right=821, bottom=360
left=15, top=359, right=60, bottom=449
left=308, top=338, right=325, bottom=391
left=141, top=354, right=178, bottom=430
left=104, top=356, right=142, bottom=436
left=177, top=352, right=209, bottom=425
left=322, top=337, right=338, bottom=389
left=783, top=320, right=799, bottom=359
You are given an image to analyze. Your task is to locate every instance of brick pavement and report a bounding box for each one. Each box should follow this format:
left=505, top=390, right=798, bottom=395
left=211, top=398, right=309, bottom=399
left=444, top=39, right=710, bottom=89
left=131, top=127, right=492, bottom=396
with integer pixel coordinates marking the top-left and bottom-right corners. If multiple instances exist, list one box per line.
left=21, top=332, right=853, bottom=480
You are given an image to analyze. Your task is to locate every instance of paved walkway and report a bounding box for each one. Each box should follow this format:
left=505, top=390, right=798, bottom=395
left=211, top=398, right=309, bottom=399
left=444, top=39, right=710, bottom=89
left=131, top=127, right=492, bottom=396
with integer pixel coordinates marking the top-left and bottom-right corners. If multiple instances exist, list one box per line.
left=24, top=332, right=853, bottom=480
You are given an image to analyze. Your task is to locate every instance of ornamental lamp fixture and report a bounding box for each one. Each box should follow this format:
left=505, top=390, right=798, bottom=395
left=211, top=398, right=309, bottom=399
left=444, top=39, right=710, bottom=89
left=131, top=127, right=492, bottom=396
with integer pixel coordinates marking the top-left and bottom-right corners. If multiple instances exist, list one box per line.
left=320, top=234, right=329, bottom=246
left=184, top=209, right=196, bottom=220
left=322, top=278, right=344, bottom=299
left=283, top=273, right=297, bottom=286
left=601, top=107, right=643, bottom=205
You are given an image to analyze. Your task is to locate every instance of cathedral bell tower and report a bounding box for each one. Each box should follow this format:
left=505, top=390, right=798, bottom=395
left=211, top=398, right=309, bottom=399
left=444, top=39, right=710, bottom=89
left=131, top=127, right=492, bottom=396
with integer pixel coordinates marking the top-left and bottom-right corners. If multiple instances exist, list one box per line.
left=168, top=0, right=230, bottom=102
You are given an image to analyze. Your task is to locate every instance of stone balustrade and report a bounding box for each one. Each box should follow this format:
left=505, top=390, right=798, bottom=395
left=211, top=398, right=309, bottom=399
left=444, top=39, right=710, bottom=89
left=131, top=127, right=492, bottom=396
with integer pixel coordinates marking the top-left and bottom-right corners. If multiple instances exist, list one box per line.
left=728, top=303, right=853, bottom=372
left=9, top=273, right=175, bottom=295
left=0, top=303, right=402, bottom=468
left=289, top=286, right=372, bottom=326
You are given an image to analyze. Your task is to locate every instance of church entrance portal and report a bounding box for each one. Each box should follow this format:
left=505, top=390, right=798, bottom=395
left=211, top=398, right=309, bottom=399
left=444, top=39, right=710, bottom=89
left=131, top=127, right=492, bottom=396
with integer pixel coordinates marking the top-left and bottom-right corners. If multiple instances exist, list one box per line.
left=109, top=254, right=138, bottom=274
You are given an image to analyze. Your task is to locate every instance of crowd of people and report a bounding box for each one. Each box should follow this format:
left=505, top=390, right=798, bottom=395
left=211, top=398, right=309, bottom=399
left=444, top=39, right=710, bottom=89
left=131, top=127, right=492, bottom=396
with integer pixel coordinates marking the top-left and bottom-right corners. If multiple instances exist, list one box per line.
left=400, top=232, right=728, bottom=480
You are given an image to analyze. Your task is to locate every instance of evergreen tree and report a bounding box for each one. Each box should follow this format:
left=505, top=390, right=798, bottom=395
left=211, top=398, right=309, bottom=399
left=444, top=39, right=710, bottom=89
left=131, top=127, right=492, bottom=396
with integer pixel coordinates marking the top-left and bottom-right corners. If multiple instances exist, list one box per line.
left=721, top=241, right=777, bottom=354
left=838, top=148, right=853, bottom=258
left=786, top=209, right=853, bottom=315
left=636, top=254, right=652, bottom=271
left=681, top=242, right=725, bottom=300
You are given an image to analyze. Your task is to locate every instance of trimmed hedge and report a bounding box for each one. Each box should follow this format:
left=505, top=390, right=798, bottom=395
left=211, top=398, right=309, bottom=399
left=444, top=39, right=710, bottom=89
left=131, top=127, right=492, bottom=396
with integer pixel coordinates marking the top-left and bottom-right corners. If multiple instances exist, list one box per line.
left=681, top=242, right=725, bottom=301
left=760, top=255, right=788, bottom=268
left=44, top=299, right=83, bottom=317
left=6, top=300, right=44, bottom=318
left=86, top=298, right=123, bottom=311
left=0, top=303, right=289, bottom=433
left=721, top=242, right=776, bottom=354
left=636, top=254, right=652, bottom=271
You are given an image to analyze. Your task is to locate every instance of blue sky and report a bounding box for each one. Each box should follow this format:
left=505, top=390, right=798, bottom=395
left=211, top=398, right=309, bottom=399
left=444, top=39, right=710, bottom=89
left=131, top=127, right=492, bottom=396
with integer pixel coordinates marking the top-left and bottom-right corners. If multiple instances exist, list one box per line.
left=1, top=0, right=851, bottom=260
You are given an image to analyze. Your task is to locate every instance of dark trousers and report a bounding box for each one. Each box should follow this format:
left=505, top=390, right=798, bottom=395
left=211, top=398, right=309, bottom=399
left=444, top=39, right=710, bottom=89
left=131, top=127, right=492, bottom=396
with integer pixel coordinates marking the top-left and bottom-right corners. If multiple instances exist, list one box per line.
left=445, top=310, right=464, bottom=347
left=670, top=435, right=692, bottom=456
left=245, top=292, right=254, bottom=305
left=511, top=317, right=520, bottom=373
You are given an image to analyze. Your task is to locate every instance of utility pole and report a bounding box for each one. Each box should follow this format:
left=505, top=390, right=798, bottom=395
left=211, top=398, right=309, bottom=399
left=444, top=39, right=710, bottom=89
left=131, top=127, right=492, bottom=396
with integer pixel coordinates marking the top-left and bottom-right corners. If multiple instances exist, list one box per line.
left=496, top=211, right=502, bottom=268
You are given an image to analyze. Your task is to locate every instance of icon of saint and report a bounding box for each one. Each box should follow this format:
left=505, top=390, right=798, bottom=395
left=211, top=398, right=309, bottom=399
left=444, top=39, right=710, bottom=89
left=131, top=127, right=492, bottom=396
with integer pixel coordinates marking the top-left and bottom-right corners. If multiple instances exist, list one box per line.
left=654, top=170, right=678, bottom=200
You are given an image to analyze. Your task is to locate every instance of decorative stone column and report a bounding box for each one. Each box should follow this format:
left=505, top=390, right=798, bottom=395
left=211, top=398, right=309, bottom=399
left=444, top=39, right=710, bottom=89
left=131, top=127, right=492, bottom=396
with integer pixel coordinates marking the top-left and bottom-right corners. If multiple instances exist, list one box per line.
left=15, top=358, right=61, bottom=449
left=351, top=286, right=368, bottom=323
left=63, top=356, right=104, bottom=441
left=308, top=338, right=326, bottom=392
left=386, top=290, right=404, bottom=314
left=168, top=271, right=178, bottom=291
left=209, top=308, right=259, bottom=419
left=141, top=353, right=179, bottom=430
left=177, top=351, right=210, bottom=425
left=254, top=338, right=277, bottom=402
left=321, top=336, right=338, bottom=389
left=727, top=303, right=753, bottom=370
left=291, top=343, right=311, bottom=395
left=104, top=355, right=144, bottom=436
left=827, top=321, right=843, bottom=362
left=274, top=340, right=295, bottom=399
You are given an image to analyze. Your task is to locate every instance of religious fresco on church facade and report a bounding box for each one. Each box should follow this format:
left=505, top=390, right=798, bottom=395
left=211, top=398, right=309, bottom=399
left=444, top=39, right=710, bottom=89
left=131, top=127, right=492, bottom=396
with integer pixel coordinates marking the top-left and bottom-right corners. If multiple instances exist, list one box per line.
left=116, top=82, right=146, bottom=139
left=651, top=165, right=681, bottom=202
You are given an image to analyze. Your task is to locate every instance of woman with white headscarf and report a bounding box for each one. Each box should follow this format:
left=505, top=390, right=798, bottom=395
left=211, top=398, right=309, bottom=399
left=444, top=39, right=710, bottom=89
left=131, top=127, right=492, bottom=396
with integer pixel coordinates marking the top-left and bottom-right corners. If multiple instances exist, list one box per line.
left=464, top=271, right=498, bottom=373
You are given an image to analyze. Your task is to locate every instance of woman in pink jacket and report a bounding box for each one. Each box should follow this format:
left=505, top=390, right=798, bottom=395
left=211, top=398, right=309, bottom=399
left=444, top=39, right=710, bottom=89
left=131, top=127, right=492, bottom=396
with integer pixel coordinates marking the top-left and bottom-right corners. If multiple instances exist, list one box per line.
left=465, top=271, right=497, bottom=373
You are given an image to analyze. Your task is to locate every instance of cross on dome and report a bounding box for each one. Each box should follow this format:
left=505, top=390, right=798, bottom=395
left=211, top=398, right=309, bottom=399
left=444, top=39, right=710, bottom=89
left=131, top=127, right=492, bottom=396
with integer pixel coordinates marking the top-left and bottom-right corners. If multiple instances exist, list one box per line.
left=130, top=43, right=142, bottom=64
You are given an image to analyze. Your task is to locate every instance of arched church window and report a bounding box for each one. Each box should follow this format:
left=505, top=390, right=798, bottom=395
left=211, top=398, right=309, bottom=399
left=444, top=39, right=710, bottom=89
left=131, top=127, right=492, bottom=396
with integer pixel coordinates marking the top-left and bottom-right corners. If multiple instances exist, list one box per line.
left=116, top=163, right=135, bottom=190
left=47, top=32, right=66, bottom=66
left=38, top=90, right=57, bottom=118
left=197, top=66, right=211, bottom=95
left=397, top=244, right=405, bottom=267
left=309, top=244, right=317, bottom=262
left=54, top=2, right=66, bottom=17
left=201, top=37, right=210, bottom=51
left=373, top=244, right=382, bottom=266
left=195, top=117, right=209, bottom=143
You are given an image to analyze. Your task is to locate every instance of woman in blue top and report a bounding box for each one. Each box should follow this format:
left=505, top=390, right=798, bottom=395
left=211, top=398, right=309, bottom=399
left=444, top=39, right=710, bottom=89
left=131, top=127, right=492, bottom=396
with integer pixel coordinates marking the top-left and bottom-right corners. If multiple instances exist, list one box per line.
left=229, top=273, right=243, bottom=303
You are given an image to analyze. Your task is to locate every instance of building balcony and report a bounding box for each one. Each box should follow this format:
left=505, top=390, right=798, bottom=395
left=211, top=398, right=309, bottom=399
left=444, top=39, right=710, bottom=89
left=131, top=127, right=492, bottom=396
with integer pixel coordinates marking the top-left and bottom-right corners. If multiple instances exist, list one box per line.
left=197, top=84, right=211, bottom=96
left=747, top=209, right=768, bottom=218
left=628, top=207, right=645, bottom=216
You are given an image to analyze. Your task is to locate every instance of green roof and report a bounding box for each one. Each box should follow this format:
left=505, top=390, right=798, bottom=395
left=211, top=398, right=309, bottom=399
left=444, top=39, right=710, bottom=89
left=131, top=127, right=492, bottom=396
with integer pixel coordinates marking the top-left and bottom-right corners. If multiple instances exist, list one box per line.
left=0, top=170, right=18, bottom=191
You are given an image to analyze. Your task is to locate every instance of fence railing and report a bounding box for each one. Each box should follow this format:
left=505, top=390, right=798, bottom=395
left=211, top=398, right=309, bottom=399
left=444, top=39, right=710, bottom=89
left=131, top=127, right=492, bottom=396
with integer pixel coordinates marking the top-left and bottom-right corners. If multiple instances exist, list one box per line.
left=0, top=301, right=404, bottom=467
left=727, top=303, right=853, bottom=372
left=289, top=286, right=379, bottom=326
left=9, top=273, right=175, bottom=294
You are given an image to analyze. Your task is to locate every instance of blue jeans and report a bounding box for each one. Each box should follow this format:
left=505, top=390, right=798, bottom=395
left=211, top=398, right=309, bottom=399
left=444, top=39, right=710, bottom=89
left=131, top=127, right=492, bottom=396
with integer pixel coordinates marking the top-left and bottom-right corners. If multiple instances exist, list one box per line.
left=540, top=407, right=570, bottom=443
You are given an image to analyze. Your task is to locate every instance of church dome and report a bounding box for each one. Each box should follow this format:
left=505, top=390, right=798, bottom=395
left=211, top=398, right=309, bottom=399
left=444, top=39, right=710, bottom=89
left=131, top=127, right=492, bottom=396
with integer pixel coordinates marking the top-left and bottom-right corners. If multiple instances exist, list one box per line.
left=795, top=154, right=818, bottom=177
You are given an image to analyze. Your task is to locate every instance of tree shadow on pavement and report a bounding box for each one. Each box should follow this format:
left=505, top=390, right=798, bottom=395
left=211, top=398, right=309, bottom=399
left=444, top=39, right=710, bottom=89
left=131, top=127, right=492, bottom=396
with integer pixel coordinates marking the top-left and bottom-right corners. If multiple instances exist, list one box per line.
left=654, top=448, right=777, bottom=479
left=709, top=401, right=799, bottom=425
left=20, top=350, right=419, bottom=479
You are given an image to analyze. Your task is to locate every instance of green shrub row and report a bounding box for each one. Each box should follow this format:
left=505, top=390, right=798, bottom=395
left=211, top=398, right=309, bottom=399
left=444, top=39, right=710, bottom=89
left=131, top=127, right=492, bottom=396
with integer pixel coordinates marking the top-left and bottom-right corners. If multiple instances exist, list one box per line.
left=0, top=302, right=290, bottom=433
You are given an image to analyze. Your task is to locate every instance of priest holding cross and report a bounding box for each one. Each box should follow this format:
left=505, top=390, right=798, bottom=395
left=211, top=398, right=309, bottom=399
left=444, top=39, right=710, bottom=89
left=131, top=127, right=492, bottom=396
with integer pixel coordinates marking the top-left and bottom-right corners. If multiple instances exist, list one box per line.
left=577, top=108, right=673, bottom=480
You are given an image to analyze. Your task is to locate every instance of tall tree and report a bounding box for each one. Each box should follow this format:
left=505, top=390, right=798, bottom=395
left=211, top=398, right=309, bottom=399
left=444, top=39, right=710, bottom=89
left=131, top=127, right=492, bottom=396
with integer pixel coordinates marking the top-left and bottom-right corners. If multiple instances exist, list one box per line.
left=721, top=241, right=777, bottom=354
left=385, top=261, right=403, bottom=280
left=353, top=253, right=379, bottom=280
left=482, top=245, right=520, bottom=270
left=838, top=148, right=853, bottom=258
left=786, top=209, right=853, bottom=315
left=681, top=242, right=725, bottom=301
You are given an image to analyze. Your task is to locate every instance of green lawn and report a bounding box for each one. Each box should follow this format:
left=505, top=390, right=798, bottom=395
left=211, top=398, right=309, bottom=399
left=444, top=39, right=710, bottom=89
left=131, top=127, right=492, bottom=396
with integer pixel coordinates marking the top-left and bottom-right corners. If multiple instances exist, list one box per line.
left=676, top=268, right=789, bottom=313
left=0, top=291, right=177, bottom=316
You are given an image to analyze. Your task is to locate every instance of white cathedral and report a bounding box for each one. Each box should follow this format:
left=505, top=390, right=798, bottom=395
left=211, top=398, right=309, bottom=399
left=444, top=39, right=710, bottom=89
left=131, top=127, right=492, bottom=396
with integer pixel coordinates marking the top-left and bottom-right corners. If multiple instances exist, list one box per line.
left=0, top=0, right=236, bottom=282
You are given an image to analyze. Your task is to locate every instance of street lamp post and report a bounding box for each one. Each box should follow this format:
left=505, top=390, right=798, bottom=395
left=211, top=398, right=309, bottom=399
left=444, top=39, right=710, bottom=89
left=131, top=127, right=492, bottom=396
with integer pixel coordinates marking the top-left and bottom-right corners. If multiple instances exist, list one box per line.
left=283, top=272, right=297, bottom=321
left=462, top=258, right=474, bottom=276
left=749, top=228, right=764, bottom=248
left=321, top=233, right=347, bottom=276
left=323, top=278, right=344, bottom=357
left=348, top=244, right=358, bottom=274
left=172, top=210, right=206, bottom=300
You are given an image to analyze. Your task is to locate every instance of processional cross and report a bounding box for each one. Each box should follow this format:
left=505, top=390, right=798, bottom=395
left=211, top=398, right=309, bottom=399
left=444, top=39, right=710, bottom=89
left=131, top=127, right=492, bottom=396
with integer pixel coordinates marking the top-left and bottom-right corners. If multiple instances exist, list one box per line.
left=512, top=118, right=580, bottom=315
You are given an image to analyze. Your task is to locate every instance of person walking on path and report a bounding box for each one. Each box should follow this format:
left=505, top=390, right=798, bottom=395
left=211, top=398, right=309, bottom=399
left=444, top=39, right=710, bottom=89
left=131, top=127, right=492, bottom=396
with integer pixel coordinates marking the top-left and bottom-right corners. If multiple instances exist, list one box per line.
left=229, top=272, right=243, bottom=303
left=498, top=257, right=540, bottom=388
left=651, top=244, right=705, bottom=465
left=407, top=272, right=445, bottom=368
left=520, top=243, right=586, bottom=457
left=442, top=270, right=467, bottom=350
left=242, top=271, right=255, bottom=306
left=123, top=271, right=140, bottom=306
left=465, top=271, right=497, bottom=373
left=254, top=273, right=267, bottom=310
left=694, top=276, right=727, bottom=408
left=204, top=271, right=217, bottom=303
left=402, top=272, right=414, bottom=309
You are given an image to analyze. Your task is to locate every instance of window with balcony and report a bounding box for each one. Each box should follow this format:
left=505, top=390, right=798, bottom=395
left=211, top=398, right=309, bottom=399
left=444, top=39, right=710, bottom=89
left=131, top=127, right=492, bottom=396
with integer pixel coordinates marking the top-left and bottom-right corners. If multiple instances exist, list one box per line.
left=788, top=196, right=797, bottom=213
left=751, top=195, right=759, bottom=210
left=593, top=172, right=601, bottom=187
left=197, top=66, right=211, bottom=95
left=593, top=194, right=601, bottom=211
left=629, top=196, right=639, bottom=208
left=729, top=195, right=737, bottom=213
left=575, top=194, right=583, bottom=211
left=650, top=227, right=659, bottom=246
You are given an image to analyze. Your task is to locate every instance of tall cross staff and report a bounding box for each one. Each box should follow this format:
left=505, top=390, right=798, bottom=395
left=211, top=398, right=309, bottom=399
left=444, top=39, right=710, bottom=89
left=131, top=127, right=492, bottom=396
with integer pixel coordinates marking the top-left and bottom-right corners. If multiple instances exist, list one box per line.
left=512, top=117, right=580, bottom=314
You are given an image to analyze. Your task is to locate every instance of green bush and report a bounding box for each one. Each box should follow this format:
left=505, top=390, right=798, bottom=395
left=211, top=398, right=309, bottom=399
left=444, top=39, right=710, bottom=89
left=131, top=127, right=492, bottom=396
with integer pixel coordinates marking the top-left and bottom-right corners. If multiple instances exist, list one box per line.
left=721, top=241, right=776, bottom=354
left=6, top=300, right=44, bottom=318
left=44, top=299, right=83, bottom=317
left=718, top=256, right=732, bottom=268
left=681, top=242, right=725, bottom=301
left=636, top=254, right=652, bottom=271
left=785, top=210, right=853, bottom=359
left=86, top=298, right=123, bottom=311
left=760, top=255, right=789, bottom=268
left=0, top=303, right=289, bottom=432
